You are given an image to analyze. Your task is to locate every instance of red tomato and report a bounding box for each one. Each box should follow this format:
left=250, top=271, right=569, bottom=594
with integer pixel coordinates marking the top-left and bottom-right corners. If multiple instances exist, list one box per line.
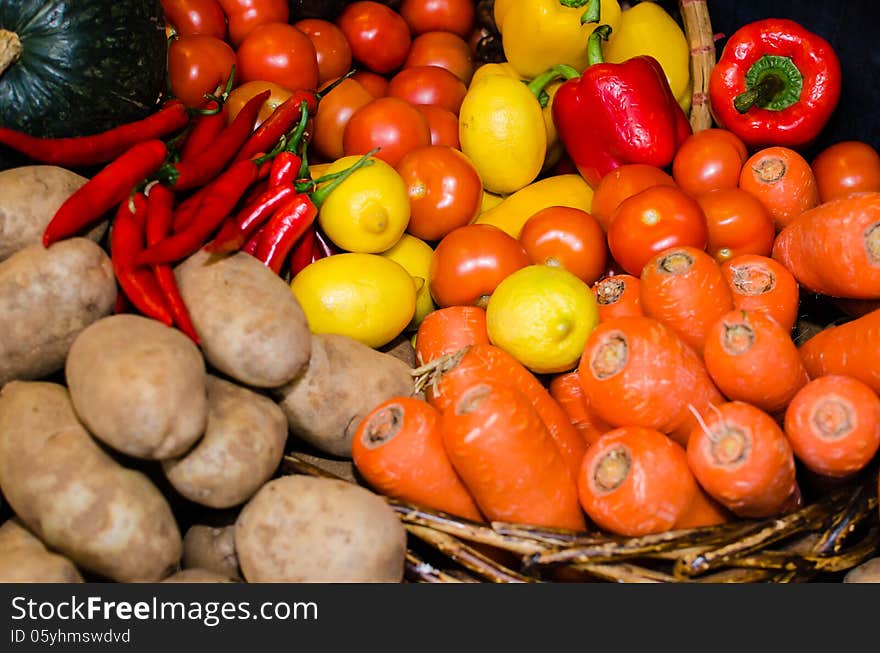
left=696, top=188, right=775, bottom=263
left=294, top=18, right=353, bottom=86
left=396, top=145, right=482, bottom=242
left=388, top=65, right=467, bottom=114
left=811, top=141, right=880, bottom=203
left=161, top=0, right=227, bottom=39
left=415, top=105, right=460, bottom=149
left=343, top=97, right=431, bottom=167
left=672, top=128, right=748, bottom=198
left=404, top=31, right=476, bottom=84
left=337, top=1, right=412, bottom=74
left=311, top=77, right=374, bottom=161
left=217, top=0, right=289, bottom=46
left=519, top=207, right=608, bottom=285
left=351, top=70, right=389, bottom=98
left=607, top=185, right=709, bottom=276
left=400, top=0, right=475, bottom=38
left=591, top=164, right=677, bottom=231
left=429, top=224, right=530, bottom=307
left=225, top=80, right=292, bottom=127
left=236, top=22, right=319, bottom=91
left=167, top=35, right=237, bottom=109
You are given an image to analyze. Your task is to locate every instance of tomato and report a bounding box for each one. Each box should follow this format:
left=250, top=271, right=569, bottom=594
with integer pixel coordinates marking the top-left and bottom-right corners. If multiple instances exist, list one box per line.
left=167, top=35, right=237, bottom=109
left=607, top=185, right=708, bottom=276
left=429, top=224, right=530, bottom=307
left=337, top=1, right=412, bottom=74
left=387, top=65, right=467, bottom=115
left=415, top=105, right=460, bottom=149
left=591, top=164, right=676, bottom=230
left=518, top=207, right=608, bottom=285
left=343, top=97, right=431, bottom=167
left=400, top=0, right=475, bottom=38
left=294, top=18, right=353, bottom=86
left=351, top=70, right=389, bottom=98
left=217, top=0, right=289, bottom=46
left=311, top=78, right=374, bottom=162
left=696, top=188, right=775, bottom=263
left=225, top=80, right=292, bottom=127
left=236, top=22, right=319, bottom=91
left=161, top=0, right=227, bottom=39
left=672, top=128, right=748, bottom=198
left=404, top=31, right=476, bottom=85
left=811, top=141, right=880, bottom=203
left=396, top=145, right=483, bottom=242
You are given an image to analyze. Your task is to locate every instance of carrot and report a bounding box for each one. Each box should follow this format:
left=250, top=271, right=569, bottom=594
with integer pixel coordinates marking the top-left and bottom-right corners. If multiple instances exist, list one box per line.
left=592, top=274, right=642, bottom=322
left=674, top=489, right=732, bottom=530
left=414, top=305, right=489, bottom=365
left=686, top=401, right=799, bottom=519
left=576, top=426, right=701, bottom=536
left=441, top=381, right=586, bottom=531
left=703, top=309, right=809, bottom=414
left=639, top=246, right=734, bottom=355
left=548, top=370, right=611, bottom=447
left=578, top=316, right=724, bottom=446
left=799, top=309, right=880, bottom=393
left=721, top=254, right=800, bottom=333
left=783, top=375, right=880, bottom=479
left=772, top=192, right=880, bottom=300
left=352, top=396, right=483, bottom=521
left=739, top=146, right=819, bottom=231
left=425, top=343, right=587, bottom=480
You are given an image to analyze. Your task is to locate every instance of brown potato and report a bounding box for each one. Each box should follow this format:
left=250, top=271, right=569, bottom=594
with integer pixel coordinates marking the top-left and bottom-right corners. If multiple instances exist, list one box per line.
left=175, top=250, right=311, bottom=388
left=0, top=519, right=83, bottom=583
left=274, top=333, right=414, bottom=457
left=163, top=376, right=287, bottom=508
left=843, top=557, right=880, bottom=583
left=0, top=238, right=116, bottom=387
left=66, top=314, right=208, bottom=460
left=182, top=524, right=241, bottom=581
left=235, top=475, right=406, bottom=583
left=0, top=382, right=182, bottom=582
left=161, top=568, right=235, bottom=583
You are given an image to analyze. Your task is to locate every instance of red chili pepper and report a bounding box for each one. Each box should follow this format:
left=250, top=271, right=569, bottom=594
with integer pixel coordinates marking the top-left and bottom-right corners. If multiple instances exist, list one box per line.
left=178, top=103, right=227, bottom=161
left=288, top=226, right=317, bottom=276
left=253, top=194, right=318, bottom=274
left=205, top=184, right=298, bottom=254
left=233, top=93, right=316, bottom=164
left=313, top=226, right=341, bottom=260
left=0, top=101, right=188, bottom=167
left=709, top=18, right=842, bottom=150
left=42, top=139, right=168, bottom=247
left=242, top=225, right=266, bottom=255
left=268, top=151, right=303, bottom=187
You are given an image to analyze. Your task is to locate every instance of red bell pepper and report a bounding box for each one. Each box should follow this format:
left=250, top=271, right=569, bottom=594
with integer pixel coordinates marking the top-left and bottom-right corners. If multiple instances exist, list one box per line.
left=709, top=18, right=842, bottom=151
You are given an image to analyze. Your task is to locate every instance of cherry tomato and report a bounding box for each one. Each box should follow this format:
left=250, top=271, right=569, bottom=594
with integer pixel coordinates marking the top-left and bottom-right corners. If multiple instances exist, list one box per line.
left=311, top=77, right=374, bottom=162
left=404, top=31, right=476, bottom=85
left=397, top=145, right=483, bottom=242
left=518, top=207, right=608, bottom=285
left=696, top=188, right=775, bottom=263
left=236, top=22, right=319, bottom=92
left=811, top=141, right=880, bottom=203
left=337, top=1, right=412, bottom=74
left=415, top=105, right=460, bottom=149
left=607, top=185, right=708, bottom=276
left=672, top=128, right=748, bottom=198
left=294, top=18, right=353, bottom=86
left=225, top=80, right=292, bottom=127
left=591, top=164, right=676, bottom=230
left=400, top=0, right=475, bottom=38
left=161, top=0, right=227, bottom=39
left=429, top=224, right=530, bottom=307
left=217, top=0, right=289, bottom=46
left=388, top=65, right=467, bottom=115
left=351, top=70, right=389, bottom=98
left=167, top=35, right=237, bottom=109
left=343, top=97, right=432, bottom=167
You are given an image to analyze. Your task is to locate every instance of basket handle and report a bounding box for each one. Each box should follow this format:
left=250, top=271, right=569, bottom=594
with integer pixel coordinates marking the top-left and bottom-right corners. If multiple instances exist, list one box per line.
left=678, top=0, right=716, bottom=132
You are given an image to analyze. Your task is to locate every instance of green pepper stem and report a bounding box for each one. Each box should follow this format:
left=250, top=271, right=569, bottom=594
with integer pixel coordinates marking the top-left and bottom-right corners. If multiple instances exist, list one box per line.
left=196, top=65, right=237, bottom=115
left=580, top=0, right=601, bottom=25
left=316, top=69, right=357, bottom=100
left=587, top=24, right=612, bottom=67
left=734, top=75, right=785, bottom=113
left=310, top=148, right=379, bottom=208
left=526, top=65, right=581, bottom=99
left=283, top=101, right=310, bottom=153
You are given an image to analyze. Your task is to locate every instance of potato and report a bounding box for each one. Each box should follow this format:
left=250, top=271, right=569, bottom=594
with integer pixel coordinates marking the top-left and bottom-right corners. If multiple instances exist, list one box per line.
left=381, top=333, right=418, bottom=367
left=275, top=333, right=414, bottom=457
left=235, top=475, right=406, bottom=583
left=161, top=568, right=235, bottom=583
left=0, top=165, right=107, bottom=262
left=843, top=557, right=880, bottom=583
left=0, top=238, right=116, bottom=387
left=175, top=250, right=311, bottom=388
left=163, top=375, right=287, bottom=508
left=182, top=524, right=241, bottom=581
left=0, top=382, right=182, bottom=582
left=66, top=314, right=208, bottom=460
left=0, top=519, right=83, bottom=583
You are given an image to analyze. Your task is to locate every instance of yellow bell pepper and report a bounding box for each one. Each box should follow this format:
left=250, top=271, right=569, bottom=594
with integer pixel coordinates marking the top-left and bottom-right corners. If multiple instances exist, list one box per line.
left=493, top=0, right=518, bottom=32
left=480, top=189, right=506, bottom=214
left=602, top=1, right=692, bottom=113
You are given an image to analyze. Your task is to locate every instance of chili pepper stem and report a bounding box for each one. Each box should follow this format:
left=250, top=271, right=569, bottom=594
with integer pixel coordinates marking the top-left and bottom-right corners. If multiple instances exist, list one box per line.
left=0, top=29, right=22, bottom=76
left=316, top=69, right=357, bottom=100
left=284, top=101, right=310, bottom=153
left=527, top=65, right=581, bottom=102
left=310, top=148, right=379, bottom=208
left=578, top=0, right=601, bottom=25
left=587, top=24, right=613, bottom=67
left=196, top=65, right=237, bottom=115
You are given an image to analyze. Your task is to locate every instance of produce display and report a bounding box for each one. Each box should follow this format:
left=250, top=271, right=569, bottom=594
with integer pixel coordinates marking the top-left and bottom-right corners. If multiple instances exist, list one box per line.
left=0, top=0, right=879, bottom=585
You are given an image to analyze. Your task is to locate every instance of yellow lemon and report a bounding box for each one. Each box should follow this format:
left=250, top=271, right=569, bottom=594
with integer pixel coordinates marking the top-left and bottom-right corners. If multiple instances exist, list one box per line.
left=486, top=265, right=599, bottom=374
left=291, top=253, right=417, bottom=348
left=380, top=234, right=436, bottom=331
left=317, top=155, right=410, bottom=253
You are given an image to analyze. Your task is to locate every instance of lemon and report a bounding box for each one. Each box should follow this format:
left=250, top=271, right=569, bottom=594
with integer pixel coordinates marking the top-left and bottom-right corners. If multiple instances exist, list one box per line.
left=486, top=265, right=599, bottom=374
left=380, top=234, right=436, bottom=331
left=291, top=253, right=417, bottom=348
left=317, top=155, right=410, bottom=253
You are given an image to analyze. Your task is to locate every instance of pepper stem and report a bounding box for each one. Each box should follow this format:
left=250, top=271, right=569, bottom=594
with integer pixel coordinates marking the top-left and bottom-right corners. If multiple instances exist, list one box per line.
left=283, top=101, right=310, bottom=153
left=310, top=148, right=379, bottom=208
left=733, top=75, right=785, bottom=113
left=733, top=54, right=804, bottom=114
left=0, top=29, right=22, bottom=78
left=527, top=65, right=581, bottom=99
left=580, top=0, right=601, bottom=25
left=316, top=69, right=357, bottom=100
left=197, top=65, right=237, bottom=115
left=587, top=25, right=612, bottom=67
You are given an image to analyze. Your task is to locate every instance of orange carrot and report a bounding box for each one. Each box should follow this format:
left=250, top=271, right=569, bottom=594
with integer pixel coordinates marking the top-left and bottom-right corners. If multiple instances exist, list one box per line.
left=721, top=254, right=800, bottom=333
left=783, top=375, right=880, bottom=478
left=686, top=401, right=799, bottom=519
left=674, top=489, right=732, bottom=530
left=548, top=370, right=611, bottom=447
left=441, top=381, right=586, bottom=531
left=799, top=309, right=880, bottom=393
left=772, top=192, right=880, bottom=299
left=352, top=397, right=483, bottom=521
left=703, top=309, right=809, bottom=414
left=426, top=343, right=587, bottom=479
left=592, top=274, right=643, bottom=322
left=739, top=146, right=819, bottom=230
left=414, top=305, right=489, bottom=365
left=578, top=316, right=724, bottom=446
left=639, top=246, right=734, bottom=355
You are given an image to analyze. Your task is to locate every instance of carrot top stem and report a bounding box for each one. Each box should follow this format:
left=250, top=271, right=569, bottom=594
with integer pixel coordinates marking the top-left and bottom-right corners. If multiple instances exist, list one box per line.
left=593, top=447, right=631, bottom=492
left=810, top=398, right=853, bottom=441
left=867, top=223, right=880, bottom=264
left=361, top=405, right=404, bottom=449
left=595, top=277, right=626, bottom=305
left=722, top=322, right=756, bottom=355
left=659, top=251, right=694, bottom=274
left=589, top=334, right=628, bottom=379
